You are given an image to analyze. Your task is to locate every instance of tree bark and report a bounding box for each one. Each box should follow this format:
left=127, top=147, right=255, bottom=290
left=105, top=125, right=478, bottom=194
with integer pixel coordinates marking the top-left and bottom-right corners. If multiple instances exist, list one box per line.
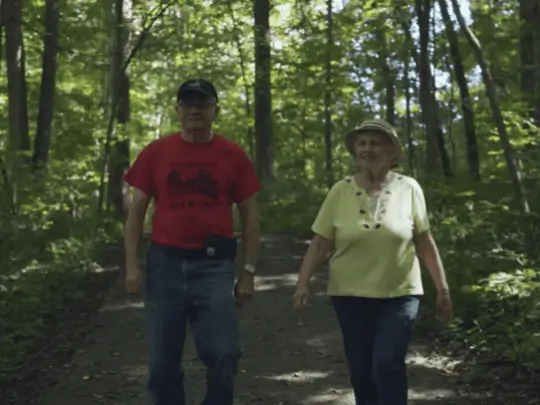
left=97, top=1, right=173, bottom=214
left=253, top=0, right=274, bottom=188
left=0, top=0, right=4, bottom=73
left=532, top=0, right=540, bottom=125
left=400, top=13, right=417, bottom=174
left=106, top=0, right=131, bottom=219
left=519, top=0, right=536, bottom=115
left=324, top=0, right=333, bottom=188
left=4, top=0, right=30, bottom=158
left=227, top=1, right=254, bottom=160
left=33, top=0, right=60, bottom=170
left=439, top=0, right=479, bottom=179
left=415, top=0, right=452, bottom=177
left=375, top=20, right=395, bottom=127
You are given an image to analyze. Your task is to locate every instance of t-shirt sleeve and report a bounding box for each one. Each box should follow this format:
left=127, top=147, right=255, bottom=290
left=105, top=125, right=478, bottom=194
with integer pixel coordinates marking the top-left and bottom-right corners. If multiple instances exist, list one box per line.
left=232, top=146, right=261, bottom=204
left=124, top=143, right=156, bottom=197
left=411, top=179, right=430, bottom=233
left=311, top=185, right=338, bottom=240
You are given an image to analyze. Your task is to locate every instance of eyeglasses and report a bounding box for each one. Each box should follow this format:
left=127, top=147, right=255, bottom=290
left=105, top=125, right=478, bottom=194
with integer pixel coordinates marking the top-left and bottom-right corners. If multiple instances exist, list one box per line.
left=177, top=101, right=216, bottom=110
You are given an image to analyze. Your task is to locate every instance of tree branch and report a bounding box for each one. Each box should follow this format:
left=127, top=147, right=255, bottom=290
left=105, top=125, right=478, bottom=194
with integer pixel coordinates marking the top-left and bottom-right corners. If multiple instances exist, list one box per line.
left=123, top=0, right=176, bottom=72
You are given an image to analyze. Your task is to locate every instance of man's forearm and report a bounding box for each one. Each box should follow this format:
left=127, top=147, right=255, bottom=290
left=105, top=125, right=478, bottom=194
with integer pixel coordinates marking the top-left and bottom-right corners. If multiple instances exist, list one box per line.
left=124, top=209, right=146, bottom=264
left=241, top=217, right=260, bottom=268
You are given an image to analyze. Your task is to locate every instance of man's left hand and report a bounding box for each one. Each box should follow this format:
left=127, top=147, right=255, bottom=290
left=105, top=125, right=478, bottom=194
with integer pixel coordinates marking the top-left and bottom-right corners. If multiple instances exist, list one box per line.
left=235, top=272, right=255, bottom=307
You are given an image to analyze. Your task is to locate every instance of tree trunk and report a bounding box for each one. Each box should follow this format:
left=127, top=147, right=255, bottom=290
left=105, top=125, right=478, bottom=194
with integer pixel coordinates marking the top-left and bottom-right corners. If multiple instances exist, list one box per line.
left=375, top=21, right=395, bottom=126
left=227, top=1, right=254, bottom=160
left=519, top=0, right=536, bottom=115
left=403, top=65, right=415, bottom=175
left=33, top=0, right=60, bottom=170
left=19, top=38, right=30, bottom=152
left=449, top=0, right=529, bottom=214
left=533, top=0, right=540, bottom=125
left=97, top=1, right=173, bottom=213
left=323, top=0, right=333, bottom=188
left=253, top=0, right=274, bottom=188
left=106, top=0, right=131, bottom=220
left=400, top=13, right=417, bottom=174
left=415, top=0, right=452, bottom=177
left=445, top=58, right=457, bottom=171
left=439, top=0, right=479, bottom=179
left=415, top=0, right=438, bottom=173
left=0, top=0, right=4, bottom=73
left=4, top=0, right=30, bottom=158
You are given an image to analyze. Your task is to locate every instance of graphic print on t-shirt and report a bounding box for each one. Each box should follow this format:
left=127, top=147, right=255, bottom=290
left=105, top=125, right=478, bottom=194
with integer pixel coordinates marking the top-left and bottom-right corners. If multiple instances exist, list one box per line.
left=166, top=161, right=228, bottom=210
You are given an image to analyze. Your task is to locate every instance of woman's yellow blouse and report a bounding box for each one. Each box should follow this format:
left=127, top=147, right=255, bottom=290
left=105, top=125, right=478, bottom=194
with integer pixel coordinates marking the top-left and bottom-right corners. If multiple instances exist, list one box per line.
left=311, top=172, right=430, bottom=298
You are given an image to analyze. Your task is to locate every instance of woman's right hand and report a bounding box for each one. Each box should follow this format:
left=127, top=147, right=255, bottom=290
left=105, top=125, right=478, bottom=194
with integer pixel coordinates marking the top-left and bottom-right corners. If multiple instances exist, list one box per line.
left=293, top=282, right=311, bottom=310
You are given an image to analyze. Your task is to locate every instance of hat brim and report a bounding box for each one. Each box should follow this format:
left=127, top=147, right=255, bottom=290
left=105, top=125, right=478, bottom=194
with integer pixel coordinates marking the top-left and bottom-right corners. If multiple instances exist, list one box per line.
left=344, top=128, right=402, bottom=163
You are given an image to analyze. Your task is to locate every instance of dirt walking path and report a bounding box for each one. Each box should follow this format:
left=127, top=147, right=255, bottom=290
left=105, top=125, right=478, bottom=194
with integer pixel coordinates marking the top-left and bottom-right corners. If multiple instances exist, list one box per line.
left=38, top=235, right=471, bottom=405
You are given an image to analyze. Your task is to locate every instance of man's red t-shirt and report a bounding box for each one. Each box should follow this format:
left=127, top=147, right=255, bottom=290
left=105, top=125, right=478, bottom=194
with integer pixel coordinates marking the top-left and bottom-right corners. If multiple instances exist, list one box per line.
left=124, top=133, right=261, bottom=248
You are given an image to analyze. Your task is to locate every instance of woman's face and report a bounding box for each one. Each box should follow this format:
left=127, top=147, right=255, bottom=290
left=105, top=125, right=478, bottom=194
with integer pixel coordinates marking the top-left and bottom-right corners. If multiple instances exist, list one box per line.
left=353, top=131, right=395, bottom=170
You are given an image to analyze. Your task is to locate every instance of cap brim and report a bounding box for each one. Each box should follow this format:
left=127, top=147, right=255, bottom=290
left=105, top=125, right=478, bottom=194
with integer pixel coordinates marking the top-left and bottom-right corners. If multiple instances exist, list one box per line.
left=178, top=89, right=215, bottom=99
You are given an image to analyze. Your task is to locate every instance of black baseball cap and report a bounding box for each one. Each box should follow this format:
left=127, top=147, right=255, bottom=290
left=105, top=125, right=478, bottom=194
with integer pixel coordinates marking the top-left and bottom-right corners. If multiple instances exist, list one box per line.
left=176, top=79, right=218, bottom=103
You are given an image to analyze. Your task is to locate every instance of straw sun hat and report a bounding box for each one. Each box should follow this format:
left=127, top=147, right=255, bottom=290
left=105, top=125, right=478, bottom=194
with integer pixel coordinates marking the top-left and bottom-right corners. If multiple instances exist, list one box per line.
left=344, top=119, right=403, bottom=164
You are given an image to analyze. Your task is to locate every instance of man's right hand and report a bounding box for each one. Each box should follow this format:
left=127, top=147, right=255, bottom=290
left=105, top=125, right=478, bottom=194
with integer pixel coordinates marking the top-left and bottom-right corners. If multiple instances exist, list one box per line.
left=125, top=261, right=141, bottom=294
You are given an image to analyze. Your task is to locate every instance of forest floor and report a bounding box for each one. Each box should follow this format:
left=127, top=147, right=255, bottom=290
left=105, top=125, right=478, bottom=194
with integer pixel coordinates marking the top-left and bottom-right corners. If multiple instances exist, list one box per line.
left=4, top=235, right=521, bottom=405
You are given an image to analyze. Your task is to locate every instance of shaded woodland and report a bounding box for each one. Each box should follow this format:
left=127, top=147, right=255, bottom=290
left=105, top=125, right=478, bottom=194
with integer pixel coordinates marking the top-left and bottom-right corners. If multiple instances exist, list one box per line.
left=0, top=0, right=539, bottom=402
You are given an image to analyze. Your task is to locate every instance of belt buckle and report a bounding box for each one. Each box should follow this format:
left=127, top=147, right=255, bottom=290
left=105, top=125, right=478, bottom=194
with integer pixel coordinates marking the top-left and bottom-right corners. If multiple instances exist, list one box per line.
left=206, top=247, right=215, bottom=257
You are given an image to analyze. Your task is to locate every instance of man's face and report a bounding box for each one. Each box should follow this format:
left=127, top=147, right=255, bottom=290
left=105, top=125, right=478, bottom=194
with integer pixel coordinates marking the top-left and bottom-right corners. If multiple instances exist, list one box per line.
left=177, top=92, right=218, bottom=131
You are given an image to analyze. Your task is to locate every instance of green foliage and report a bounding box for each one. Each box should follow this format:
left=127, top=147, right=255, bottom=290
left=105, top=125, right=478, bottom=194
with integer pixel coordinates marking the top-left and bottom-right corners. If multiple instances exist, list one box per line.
left=418, top=177, right=540, bottom=372
left=259, top=177, right=327, bottom=235
left=452, top=269, right=540, bottom=370
left=1, top=0, right=539, bottom=385
left=0, top=169, right=121, bottom=373
left=0, top=263, right=94, bottom=370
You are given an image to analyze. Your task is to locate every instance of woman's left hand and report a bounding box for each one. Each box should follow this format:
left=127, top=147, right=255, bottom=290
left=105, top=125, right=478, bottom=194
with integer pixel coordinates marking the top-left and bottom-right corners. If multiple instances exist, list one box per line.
left=436, top=290, right=453, bottom=324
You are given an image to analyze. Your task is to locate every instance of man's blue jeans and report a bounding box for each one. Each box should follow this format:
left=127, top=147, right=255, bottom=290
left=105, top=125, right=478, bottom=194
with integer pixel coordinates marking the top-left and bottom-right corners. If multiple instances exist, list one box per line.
left=332, top=295, right=420, bottom=405
left=143, top=243, right=240, bottom=405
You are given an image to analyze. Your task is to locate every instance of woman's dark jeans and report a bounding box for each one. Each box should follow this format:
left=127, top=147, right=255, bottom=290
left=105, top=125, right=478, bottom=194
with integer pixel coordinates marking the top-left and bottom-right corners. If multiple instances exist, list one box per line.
left=332, top=295, right=420, bottom=405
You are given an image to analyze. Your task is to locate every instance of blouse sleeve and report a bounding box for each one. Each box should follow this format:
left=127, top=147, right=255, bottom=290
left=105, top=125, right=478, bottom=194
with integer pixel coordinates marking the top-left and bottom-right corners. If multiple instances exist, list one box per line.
left=311, top=184, right=339, bottom=240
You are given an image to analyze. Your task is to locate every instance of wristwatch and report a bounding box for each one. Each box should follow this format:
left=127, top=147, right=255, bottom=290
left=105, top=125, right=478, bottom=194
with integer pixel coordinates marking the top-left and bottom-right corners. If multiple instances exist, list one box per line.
left=244, top=264, right=256, bottom=275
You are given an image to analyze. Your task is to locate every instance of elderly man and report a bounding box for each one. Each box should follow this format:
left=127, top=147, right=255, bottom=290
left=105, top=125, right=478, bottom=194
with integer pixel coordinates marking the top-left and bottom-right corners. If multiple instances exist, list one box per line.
left=123, top=79, right=261, bottom=405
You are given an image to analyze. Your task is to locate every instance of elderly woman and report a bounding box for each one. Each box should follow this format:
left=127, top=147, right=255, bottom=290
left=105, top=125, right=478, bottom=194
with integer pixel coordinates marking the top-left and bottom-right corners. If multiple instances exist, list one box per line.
left=293, top=119, right=452, bottom=405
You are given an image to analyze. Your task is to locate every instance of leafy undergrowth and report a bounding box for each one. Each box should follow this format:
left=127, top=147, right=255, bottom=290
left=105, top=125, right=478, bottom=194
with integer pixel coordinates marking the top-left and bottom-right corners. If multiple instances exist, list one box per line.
left=0, top=191, right=122, bottom=403
left=0, top=262, right=102, bottom=369
left=0, top=239, right=120, bottom=404
left=409, top=178, right=540, bottom=403
left=260, top=173, right=540, bottom=402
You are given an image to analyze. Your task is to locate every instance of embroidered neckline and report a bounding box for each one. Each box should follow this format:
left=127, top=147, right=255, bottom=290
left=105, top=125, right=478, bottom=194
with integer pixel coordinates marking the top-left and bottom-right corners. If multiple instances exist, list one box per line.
left=347, top=172, right=404, bottom=230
